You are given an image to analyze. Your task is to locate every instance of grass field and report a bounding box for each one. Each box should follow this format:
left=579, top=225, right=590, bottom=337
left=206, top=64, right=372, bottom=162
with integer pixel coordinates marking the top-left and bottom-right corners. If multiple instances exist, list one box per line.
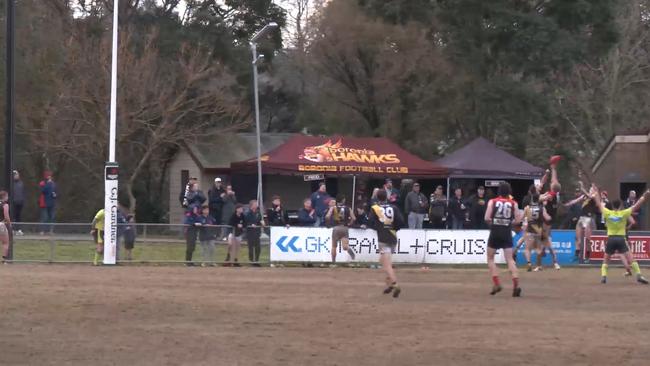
left=1, top=265, right=649, bottom=366
left=12, top=239, right=271, bottom=263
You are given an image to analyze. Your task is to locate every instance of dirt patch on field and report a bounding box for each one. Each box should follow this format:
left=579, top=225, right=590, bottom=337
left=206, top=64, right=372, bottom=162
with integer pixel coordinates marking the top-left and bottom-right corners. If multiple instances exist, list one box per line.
left=1, top=265, right=649, bottom=366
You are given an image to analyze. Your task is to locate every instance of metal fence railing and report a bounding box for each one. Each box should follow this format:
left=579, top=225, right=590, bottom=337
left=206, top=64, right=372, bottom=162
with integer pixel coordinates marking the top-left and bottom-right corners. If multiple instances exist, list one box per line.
left=8, top=222, right=270, bottom=264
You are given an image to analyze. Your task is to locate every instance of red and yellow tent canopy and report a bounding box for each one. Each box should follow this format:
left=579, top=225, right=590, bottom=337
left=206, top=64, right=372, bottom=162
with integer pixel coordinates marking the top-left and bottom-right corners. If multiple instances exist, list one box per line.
left=230, top=135, right=446, bottom=177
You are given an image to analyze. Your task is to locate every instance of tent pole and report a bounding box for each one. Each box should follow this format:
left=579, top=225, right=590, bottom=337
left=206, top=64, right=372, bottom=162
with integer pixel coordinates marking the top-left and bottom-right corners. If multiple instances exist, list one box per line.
left=446, top=177, right=451, bottom=201
left=352, top=175, right=357, bottom=211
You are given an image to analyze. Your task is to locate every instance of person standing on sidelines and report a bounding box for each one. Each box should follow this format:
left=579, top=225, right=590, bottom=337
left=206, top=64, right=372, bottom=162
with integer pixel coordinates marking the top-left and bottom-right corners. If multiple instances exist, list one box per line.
left=594, top=188, right=649, bottom=284
left=39, top=171, right=57, bottom=234
left=12, top=170, right=24, bottom=235
left=226, top=204, right=245, bottom=267
left=183, top=205, right=201, bottom=266
left=404, top=182, right=428, bottom=229
left=244, top=200, right=264, bottom=266
left=90, top=208, right=105, bottom=266
left=484, top=182, right=523, bottom=297
left=0, top=191, right=11, bottom=263
left=196, top=205, right=217, bottom=267
left=369, top=189, right=405, bottom=298
left=266, top=195, right=289, bottom=227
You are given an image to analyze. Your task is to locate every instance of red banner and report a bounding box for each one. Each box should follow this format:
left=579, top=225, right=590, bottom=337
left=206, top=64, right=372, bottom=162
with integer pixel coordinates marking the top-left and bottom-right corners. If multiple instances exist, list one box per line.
left=588, top=234, right=650, bottom=261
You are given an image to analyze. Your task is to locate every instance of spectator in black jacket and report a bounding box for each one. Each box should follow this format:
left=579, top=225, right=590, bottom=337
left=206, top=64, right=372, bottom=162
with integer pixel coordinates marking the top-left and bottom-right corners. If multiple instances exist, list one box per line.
left=429, top=185, right=448, bottom=229
left=448, top=188, right=467, bottom=230
left=354, top=205, right=369, bottom=228
left=469, top=186, right=488, bottom=229
left=226, top=204, right=245, bottom=267
left=245, top=200, right=264, bottom=266
left=267, top=195, right=289, bottom=227
left=208, top=178, right=225, bottom=224
left=186, top=183, right=206, bottom=211
left=297, top=198, right=317, bottom=226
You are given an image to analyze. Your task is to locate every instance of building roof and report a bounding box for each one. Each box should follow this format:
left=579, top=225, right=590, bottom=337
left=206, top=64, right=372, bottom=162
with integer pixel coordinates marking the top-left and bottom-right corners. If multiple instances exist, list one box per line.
left=185, top=133, right=294, bottom=170
left=434, top=137, right=544, bottom=179
left=591, top=131, right=650, bottom=174
left=230, top=134, right=447, bottom=177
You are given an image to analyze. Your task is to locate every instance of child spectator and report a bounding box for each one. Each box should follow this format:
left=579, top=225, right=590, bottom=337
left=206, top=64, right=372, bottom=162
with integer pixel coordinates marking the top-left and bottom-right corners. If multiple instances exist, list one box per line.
left=184, top=204, right=201, bottom=266
left=122, top=214, right=136, bottom=261
left=197, top=205, right=217, bottom=267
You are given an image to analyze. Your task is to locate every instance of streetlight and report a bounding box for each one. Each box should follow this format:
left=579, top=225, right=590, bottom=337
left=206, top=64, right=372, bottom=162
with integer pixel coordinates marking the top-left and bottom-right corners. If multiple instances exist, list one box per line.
left=250, top=22, right=278, bottom=215
left=4, top=0, right=15, bottom=260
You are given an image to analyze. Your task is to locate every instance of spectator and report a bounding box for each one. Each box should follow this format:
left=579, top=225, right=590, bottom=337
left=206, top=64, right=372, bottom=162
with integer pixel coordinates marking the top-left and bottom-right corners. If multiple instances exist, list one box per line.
left=196, top=205, right=217, bottom=267
left=39, top=171, right=57, bottom=235
left=369, top=188, right=380, bottom=207
left=267, top=195, right=289, bottom=227
left=185, top=183, right=206, bottom=210
left=208, top=178, right=225, bottom=226
left=226, top=204, right=245, bottom=267
left=90, top=208, right=105, bottom=266
left=596, top=191, right=612, bottom=230
left=245, top=200, right=264, bottom=266
left=383, top=178, right=399, bottom=204
left=12, top=170, right=24, bottom=236
left=560, top=188, right=582, bottom=229
left=429, top=186, right=448, bottom=229
left=297, top=198, right=317, bottom=226
left=469, top=186, right=488, bottom=229
left=404, top=182, right=428, bottom=229
left=179, top=176, right=198, bottom=208
left=220, top=185, right=237, bottom=240
left=353, top=204, right=369, bottom=227
left=310, top=182, right=330, bottom=226
left=183, top=205, right=201, bottom=266
left=448, top=187, right=467, bottom=230
left=122, top=214, right=136, bottom=261
left=0, top=191, right=11, bottom=263
left=625, top=190, right=644, bottom=230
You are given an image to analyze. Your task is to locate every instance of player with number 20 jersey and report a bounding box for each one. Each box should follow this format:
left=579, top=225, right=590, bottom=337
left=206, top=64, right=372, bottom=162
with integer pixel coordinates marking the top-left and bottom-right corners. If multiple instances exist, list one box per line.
left=484, top=182, right=523, bottom=297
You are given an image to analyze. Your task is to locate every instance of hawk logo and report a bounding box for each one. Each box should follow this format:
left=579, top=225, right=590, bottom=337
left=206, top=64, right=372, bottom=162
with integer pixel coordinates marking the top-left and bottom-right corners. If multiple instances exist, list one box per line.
left=298, top=139, right=400, bottom=164
left=299, top=140, right=342, bottom=163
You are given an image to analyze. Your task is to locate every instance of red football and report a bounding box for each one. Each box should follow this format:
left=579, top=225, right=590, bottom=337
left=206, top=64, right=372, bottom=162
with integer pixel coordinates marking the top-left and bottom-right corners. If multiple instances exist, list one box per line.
left=549, top=155, right=562, bottom=165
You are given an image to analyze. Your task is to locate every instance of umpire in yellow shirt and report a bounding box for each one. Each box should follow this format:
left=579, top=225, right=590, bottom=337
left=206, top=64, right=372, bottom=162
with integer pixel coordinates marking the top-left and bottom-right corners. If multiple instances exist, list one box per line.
left=594, top=188, right=650, bottom=284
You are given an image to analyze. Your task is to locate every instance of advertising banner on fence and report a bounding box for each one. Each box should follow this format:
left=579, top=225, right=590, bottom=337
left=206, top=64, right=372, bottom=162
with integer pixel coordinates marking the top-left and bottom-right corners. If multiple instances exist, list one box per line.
left=588, top=231, right=650, bottom=262
left=270, top=227, right=506, bottom=264
left=514, top=230, right=576, bottom=266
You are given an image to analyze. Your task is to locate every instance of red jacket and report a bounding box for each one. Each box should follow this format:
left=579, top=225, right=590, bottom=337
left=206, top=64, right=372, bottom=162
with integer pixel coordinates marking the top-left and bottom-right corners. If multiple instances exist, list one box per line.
left=38, top=181, right=46, bottom=208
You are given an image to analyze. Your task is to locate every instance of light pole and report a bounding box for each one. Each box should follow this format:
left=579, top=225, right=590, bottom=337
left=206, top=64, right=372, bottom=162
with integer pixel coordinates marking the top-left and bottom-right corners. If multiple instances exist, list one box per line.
left=4, top=0, right=15, bottom=260
left=250, top=22, right=278, bottom=215
left=103, top=0, right=120, bottom=264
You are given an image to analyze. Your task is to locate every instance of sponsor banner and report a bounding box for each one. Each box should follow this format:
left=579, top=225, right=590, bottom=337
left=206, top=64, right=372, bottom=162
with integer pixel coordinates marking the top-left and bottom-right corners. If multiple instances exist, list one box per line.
left=103, top=164, right=119, bottom=265
left=514, top=230, right=576, bottom=266
left=270, top=227, right=507, bottom=264
left=588, top=231, right=650, bottom=262
left=424, top=230, right=504, bottom=264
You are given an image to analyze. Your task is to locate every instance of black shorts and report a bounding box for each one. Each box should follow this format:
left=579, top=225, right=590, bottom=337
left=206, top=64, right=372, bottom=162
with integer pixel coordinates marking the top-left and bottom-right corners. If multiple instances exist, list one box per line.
left=605, top=236, right=629, bottom=255
left=488, top=228, right=513, bottom=250
left=124, top=238, right=135, bottom=250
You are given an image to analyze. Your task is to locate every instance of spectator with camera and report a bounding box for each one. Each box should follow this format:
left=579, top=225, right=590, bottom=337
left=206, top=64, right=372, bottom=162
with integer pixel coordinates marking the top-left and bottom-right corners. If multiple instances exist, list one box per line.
left=267, top=195, right=289, bottom=227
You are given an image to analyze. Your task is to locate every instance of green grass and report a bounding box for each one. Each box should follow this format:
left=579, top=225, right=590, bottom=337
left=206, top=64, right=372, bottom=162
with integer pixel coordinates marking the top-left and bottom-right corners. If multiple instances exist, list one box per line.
left=12, top=239, right=270, bottom=263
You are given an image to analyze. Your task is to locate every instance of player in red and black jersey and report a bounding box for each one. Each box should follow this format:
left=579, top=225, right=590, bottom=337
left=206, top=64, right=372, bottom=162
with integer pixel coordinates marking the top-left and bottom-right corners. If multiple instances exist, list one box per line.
left=368, top=189, right=405, bottom=298
left=484, top=182, right=523, bottom=297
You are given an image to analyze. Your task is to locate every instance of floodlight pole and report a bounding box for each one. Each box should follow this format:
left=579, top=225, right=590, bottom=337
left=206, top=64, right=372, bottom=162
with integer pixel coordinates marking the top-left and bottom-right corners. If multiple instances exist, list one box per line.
left=5, top=0, right=15, bottom=260
left=250, top=22, right=278, bottom=216
left=103, top=0, right=120, bottom=265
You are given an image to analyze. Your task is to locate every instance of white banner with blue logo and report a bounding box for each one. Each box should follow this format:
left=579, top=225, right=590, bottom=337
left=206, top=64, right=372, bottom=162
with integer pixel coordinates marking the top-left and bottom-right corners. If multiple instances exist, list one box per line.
left=271, top=227, right=507, bottom=264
